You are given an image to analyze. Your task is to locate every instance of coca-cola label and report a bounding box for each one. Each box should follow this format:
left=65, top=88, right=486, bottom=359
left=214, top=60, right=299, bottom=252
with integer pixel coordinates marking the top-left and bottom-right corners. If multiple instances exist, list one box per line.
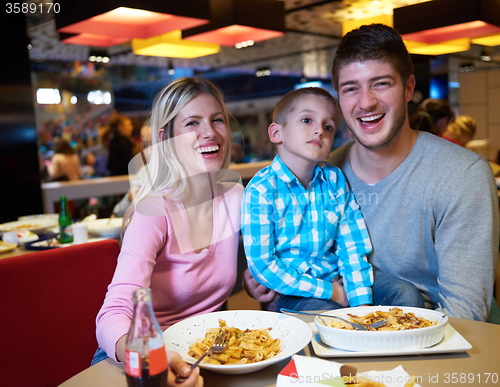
left=125, top=350, right=141, bottom=377
left=149, top=347, right=168, bottom=376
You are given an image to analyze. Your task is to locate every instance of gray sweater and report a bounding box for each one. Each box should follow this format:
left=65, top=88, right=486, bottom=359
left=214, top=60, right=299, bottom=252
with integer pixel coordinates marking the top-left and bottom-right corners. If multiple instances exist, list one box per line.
left=328, top=131, right=499, bottom=321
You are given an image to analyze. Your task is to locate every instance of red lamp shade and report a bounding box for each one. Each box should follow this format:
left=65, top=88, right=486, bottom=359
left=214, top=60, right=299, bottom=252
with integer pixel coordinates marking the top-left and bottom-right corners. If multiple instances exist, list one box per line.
left=394, top=0, right=500, bottom=44
left=182, top=0, right=285, bottom=47
left=55, top=0, right=210, bottom=40
left=59, top=33, right=129, bottom=47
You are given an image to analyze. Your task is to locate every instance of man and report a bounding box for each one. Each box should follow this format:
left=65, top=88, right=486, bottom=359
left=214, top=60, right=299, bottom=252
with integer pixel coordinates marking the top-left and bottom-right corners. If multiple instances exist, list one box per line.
left=244, top=24, right=498, bottom=321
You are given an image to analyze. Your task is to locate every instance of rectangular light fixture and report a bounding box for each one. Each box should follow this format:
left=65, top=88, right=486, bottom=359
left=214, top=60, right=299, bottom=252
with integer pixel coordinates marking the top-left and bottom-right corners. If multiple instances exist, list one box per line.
left=59, top=32, right=129, bottom=47
left=182, top=0, right=285, bottom=47
left=404, top=38, right=471, bottom=55
left=342, top=14, right=393, bottom=36
left=56, top=0, right=210, bottom=40
left=132, top=30, right=220, bottom=59
left=394, top=0, right=500, bottom=44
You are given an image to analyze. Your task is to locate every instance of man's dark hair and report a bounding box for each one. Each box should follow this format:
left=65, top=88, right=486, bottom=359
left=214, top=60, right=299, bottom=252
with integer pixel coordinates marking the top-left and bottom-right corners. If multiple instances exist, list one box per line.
left=331, top=23, right=414, bottom=90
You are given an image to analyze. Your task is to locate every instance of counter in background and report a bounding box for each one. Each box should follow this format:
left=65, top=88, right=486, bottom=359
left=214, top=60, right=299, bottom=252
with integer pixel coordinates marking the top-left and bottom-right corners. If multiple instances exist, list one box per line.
left=40, top=161, right=272, bottom=214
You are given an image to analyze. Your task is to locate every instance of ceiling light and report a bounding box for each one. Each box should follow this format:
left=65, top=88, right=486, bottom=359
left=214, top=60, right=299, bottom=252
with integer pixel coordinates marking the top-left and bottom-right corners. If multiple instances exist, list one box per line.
left=480, top=49, right=492, bottom=61
left=182, top=0, right=285, bottom=47
left=59, top=32, right=129, bottom=47
left=56, top=1, right=210, bottom=40
left=88, top=50, right=110, bottom=63
left=132, top=30, right=220, bottom=59
left=256, top=67, right=271, bottom=77
left=404, top=38, right=470, bottom=55
left=342, top=14, right=393, bottom=36
left=394, top=0, right=500, bottom=45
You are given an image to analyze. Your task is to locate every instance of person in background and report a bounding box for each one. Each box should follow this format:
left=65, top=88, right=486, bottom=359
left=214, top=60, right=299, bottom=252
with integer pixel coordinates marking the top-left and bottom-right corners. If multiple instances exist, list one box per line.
left=93, top=78, right=243, bottom=387
left=442, top=115, right=476, bottom=147
left=244, top=24, right=498, bottom=322
left=47, top=139, right=81, bottom=181
left=410, top=98, right=455, bottom=136
left=81, top=152, right=97, bottom=179
left=409, top=109, right=433, bottom=133
left=241, top=87, right=376, bottom=312
left=110, top=122, right=153, bottom=218
left=106, top=115, right=136, bottom=176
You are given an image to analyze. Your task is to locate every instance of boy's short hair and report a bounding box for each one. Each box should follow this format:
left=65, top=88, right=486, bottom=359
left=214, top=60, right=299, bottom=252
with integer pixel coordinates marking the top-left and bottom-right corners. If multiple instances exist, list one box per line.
left=331, top=23, right=414, bottom=90
left=272, top=87, right=339, bottom=126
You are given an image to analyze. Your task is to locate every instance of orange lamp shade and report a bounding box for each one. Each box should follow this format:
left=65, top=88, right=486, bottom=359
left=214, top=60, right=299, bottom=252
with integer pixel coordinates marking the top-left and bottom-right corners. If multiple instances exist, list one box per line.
left=400, top=21, right=500, bottom=44
left=182, top=0, right=285, bottom=47
left=184, top=25, right=283, bottom=47
left=404, top=38, right=471, bottom=56
left=57, top=7, right=209, bottom=40
left=60, top=33, right=129, bottom=47
left=342, top=15, right=393, bottom=36
left=394, top=0, right=500, bottom=45
left=471, top=33, right=500, bottom=46
left=132, top=30, right=220, bottom=59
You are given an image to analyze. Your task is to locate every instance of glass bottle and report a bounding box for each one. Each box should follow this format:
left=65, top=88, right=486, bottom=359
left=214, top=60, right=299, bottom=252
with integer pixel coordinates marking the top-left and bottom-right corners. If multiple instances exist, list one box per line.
left=125, top=288, right=169, bottom=387
left=58, top=196, right=73, bottom=244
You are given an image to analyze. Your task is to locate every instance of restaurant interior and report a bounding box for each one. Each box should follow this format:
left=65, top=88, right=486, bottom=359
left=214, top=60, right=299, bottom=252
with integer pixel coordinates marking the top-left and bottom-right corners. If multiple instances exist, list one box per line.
left=1, top=1, right=500, bottom=386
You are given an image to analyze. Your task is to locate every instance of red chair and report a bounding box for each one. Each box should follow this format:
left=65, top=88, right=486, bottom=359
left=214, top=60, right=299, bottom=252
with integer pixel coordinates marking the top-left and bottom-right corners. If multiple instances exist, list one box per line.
left=0, top=239, right=120, bottom=387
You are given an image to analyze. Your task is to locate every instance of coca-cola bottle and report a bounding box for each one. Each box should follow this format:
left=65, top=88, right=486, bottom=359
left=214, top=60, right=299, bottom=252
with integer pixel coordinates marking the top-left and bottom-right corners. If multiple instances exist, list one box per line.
left=125, top=288, right=168, bottom=387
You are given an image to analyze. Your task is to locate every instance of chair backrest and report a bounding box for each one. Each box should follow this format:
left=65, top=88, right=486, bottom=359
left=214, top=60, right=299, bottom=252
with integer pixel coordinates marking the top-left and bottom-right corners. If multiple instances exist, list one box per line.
left=0, top=239, right=120, bottom=387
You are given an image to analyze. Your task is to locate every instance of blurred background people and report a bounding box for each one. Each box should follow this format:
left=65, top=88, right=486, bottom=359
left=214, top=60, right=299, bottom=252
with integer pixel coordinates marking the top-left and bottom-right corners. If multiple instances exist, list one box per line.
left=442, top=115, right=477, bottom=147
left=410, top=98, right=455, bottom=136
left=47, top=139, right=81, bottom=181
left=106, top=115, right=136, bottom=176
left=81, top=152, right=97, bottom=179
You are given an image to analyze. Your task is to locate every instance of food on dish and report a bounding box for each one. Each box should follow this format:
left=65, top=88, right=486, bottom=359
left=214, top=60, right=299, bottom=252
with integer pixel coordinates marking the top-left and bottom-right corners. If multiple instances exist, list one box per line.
left=10, top=223, right=41, bottom=230
left=325, top=307, right=438, bottom=331
left=188, top=319, right=281, bottom=365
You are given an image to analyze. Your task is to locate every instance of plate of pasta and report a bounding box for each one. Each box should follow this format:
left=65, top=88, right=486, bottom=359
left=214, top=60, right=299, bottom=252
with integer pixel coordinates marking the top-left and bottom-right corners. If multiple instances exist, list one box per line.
left=163, top=310, right=312, bottom=374
left=314, top=306, right=449, bottom=352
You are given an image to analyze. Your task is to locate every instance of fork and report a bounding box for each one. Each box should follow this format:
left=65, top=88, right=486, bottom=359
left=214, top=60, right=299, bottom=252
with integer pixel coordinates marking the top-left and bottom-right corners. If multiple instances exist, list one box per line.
left=175, top=329, right=229, bottom=383
left=280, top=308, right=388, bottom=331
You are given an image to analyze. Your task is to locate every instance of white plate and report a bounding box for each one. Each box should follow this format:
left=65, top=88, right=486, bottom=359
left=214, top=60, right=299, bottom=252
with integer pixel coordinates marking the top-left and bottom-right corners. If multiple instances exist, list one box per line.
left=0, top=241, right=17, bottom=254
left=309, top=322, right=472, bottom=357
left=314, top=306, right=448, bottom=352
left=86, top=218, right=122, bottom=238
left=18, top=214, right=58, bottom=221
left=163, top=310, right=312, bottom=375
left=0, top=218, right=58, bottom=235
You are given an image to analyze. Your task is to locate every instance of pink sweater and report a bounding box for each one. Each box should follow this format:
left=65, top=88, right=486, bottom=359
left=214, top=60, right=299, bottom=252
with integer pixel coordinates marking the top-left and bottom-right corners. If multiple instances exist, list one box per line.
left=96, top=182, right=242, bottom=361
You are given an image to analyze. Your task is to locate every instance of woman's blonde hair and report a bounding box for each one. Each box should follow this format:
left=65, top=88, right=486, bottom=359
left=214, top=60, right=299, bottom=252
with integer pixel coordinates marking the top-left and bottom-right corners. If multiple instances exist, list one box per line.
left=122, top=77, right=233, bottom=231
left=446, top=115, right=476, bottom=139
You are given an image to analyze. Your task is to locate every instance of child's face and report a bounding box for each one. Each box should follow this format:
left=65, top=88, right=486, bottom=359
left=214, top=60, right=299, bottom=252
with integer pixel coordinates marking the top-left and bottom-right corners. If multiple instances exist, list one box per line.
left=270, top=94, right=337, bottom=164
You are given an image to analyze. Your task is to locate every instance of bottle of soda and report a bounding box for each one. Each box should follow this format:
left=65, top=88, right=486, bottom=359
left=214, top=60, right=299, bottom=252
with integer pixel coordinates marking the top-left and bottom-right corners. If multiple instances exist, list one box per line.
left=125, top=288, right=169, bottom=387
left=58, top=196, right=73, bottom=244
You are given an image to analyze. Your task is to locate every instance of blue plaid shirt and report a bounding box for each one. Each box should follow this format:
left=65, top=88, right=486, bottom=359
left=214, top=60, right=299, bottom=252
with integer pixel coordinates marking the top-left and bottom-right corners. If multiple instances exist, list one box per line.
left=241, top=155, right=373, bottom=306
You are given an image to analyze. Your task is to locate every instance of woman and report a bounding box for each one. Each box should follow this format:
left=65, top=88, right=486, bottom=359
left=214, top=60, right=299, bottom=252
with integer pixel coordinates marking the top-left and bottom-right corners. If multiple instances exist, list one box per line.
left=48, top=139, right=81, bottom=181
left=106, top=115, right=136, bottom=176
left=94, top=78, right=243, bottom=387
left=442, top=115, right=476, bottom=147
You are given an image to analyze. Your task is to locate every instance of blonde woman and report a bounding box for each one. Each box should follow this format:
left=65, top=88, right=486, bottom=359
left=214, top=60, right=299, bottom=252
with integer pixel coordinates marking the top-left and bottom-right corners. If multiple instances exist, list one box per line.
left=442, top=115, right=476, bottom=147
left=94, top=78, right=243, bottom=387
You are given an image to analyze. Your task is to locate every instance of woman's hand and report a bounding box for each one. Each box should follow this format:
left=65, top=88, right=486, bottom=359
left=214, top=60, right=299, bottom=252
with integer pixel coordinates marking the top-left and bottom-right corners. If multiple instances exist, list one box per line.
left=243, top=269, right=276, bottom=303
left=168, top=351, right=204, bottom=387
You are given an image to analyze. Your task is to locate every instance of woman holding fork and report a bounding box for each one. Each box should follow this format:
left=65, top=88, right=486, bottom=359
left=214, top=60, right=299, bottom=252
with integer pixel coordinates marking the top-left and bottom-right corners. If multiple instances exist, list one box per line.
left=93, top=78, right=244, bottom=387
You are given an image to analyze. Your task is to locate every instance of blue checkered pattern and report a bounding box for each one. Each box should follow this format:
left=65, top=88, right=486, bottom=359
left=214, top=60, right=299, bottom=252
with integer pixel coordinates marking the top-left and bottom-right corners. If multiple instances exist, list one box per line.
left=241, top=155, right=373, bottom=306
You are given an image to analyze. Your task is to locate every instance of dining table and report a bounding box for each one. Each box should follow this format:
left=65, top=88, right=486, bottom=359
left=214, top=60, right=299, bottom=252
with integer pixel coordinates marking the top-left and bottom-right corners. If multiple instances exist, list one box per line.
left=58, top=314, right=500, bottom=387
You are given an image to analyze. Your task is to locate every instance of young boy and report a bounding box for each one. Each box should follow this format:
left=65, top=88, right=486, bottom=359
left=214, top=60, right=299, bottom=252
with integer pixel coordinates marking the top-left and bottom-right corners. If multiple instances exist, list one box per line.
left=241, top=87, right=373, bottom=312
